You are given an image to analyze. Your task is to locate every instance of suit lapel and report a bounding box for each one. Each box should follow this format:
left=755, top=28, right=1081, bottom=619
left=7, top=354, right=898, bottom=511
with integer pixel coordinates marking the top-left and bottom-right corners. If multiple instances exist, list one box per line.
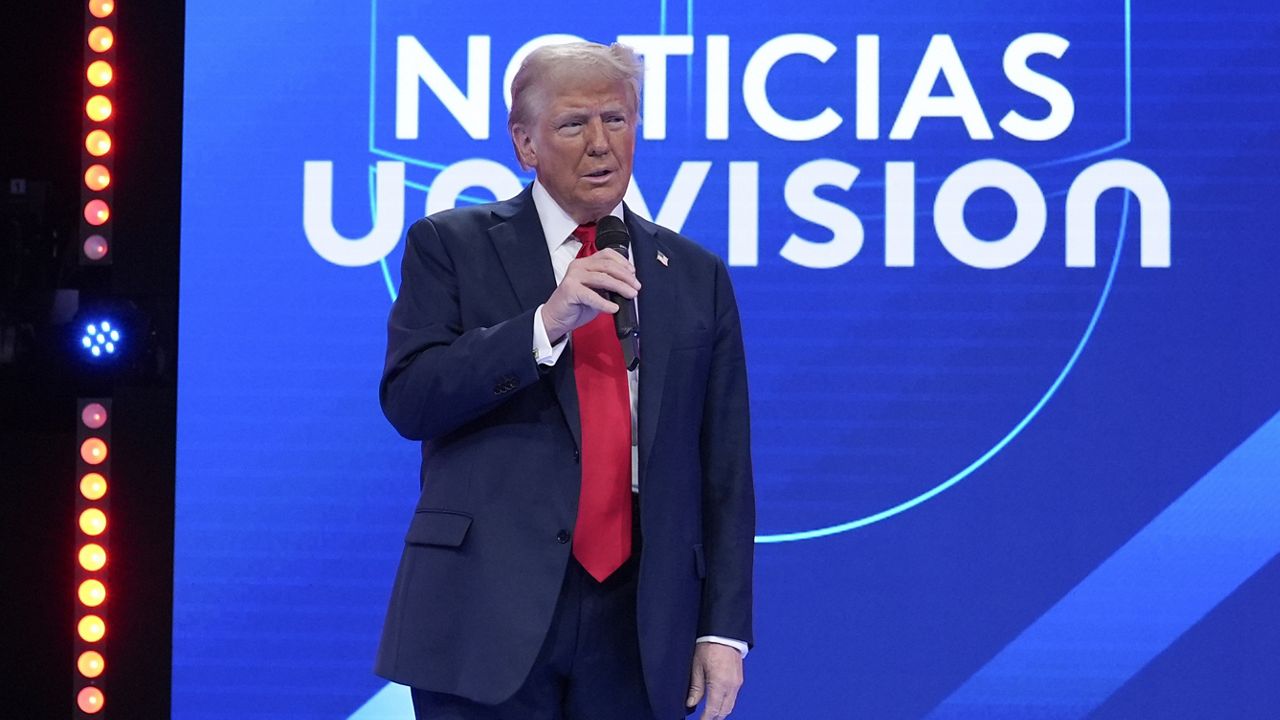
left=628, top=208, right=676, bottom=479
left=488, top=187, right=556, bottom=313
left=488, top=187, right=582, bottom=451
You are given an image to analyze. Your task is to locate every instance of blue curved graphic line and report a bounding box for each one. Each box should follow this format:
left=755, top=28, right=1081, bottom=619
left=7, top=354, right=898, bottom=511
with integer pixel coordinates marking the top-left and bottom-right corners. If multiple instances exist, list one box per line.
left=370, top=146, right=453, bottom=172
left=362, top=0, right=1137, bottom=544
left=756, top=190, right=1132, bottom=543
left=378, top=258, right=394, bottom=301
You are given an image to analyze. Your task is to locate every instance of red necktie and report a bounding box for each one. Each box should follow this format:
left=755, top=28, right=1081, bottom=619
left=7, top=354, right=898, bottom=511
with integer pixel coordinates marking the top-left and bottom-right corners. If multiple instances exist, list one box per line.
left=570, top=223, right=633, bottom=582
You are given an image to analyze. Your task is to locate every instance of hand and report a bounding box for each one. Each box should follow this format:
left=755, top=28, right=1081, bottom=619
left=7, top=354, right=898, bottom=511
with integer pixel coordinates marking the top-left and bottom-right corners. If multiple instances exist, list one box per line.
left=686, top=642, right=744, bottom=720
left=540, top=249, right=640, bottom=343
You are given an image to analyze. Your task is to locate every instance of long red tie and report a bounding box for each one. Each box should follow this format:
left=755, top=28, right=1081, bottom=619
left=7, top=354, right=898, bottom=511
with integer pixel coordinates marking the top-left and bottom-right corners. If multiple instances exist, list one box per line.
left=570, top=223, right=633, bottom=582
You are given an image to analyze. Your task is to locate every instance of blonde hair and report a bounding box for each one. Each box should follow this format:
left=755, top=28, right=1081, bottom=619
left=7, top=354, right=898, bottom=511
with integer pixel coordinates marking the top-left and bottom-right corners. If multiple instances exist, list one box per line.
left=507, top=41, right=643, bottom=133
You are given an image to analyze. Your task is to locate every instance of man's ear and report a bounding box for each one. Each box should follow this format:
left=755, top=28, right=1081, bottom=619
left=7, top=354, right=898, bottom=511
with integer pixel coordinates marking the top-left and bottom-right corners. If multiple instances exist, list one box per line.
left=510, top=125, right=536, bottom=172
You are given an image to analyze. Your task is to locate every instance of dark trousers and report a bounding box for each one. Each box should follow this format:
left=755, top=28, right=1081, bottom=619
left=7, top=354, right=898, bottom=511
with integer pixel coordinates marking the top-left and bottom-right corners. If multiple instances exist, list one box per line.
left=412, top=496, right=653, bottom=720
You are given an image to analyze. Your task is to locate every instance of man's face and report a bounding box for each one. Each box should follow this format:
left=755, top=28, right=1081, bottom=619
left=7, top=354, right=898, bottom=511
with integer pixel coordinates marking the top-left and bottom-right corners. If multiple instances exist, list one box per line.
left=513, top=75, right=637, bottom=224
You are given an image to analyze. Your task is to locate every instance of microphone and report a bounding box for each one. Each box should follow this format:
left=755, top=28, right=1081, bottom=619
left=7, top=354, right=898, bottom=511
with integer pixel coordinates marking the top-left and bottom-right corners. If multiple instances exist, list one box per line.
left=595, top=215, right=640, bottom=370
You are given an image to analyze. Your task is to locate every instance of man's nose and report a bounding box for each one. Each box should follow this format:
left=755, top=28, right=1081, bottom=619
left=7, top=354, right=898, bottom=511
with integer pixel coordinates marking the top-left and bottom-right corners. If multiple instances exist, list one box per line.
left=585, top=117, right=609, bottom=155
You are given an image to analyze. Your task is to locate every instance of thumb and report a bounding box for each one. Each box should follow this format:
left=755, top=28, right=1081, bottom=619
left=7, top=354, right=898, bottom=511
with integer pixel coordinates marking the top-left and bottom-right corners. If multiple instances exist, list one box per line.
left=687, top=662, right=706, bottom=707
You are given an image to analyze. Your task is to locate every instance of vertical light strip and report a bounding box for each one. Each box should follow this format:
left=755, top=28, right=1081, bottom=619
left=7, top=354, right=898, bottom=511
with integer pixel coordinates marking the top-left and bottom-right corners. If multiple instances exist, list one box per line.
left=81, top=0, right=117, bottom=265
left=76, top=398, right=112, bottom=716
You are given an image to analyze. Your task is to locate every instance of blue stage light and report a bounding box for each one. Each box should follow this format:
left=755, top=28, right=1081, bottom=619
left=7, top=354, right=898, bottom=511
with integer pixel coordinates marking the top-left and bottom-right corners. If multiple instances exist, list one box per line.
left=80, top=320, right=122, bottom=360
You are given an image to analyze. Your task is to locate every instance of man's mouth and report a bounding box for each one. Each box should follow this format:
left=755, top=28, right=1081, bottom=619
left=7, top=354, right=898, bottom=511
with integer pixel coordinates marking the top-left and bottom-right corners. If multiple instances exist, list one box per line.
left=584, top=169, right=613, bottom=178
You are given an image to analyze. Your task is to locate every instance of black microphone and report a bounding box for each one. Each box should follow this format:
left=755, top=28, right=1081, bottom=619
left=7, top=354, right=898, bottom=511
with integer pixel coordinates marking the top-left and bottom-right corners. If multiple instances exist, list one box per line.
left=595, top=215, right=640, bottom=370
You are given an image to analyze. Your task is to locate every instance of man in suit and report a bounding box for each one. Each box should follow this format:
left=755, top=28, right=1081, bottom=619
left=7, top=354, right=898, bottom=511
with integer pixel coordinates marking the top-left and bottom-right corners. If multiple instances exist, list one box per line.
left=375, top=41, right=754, bottom=720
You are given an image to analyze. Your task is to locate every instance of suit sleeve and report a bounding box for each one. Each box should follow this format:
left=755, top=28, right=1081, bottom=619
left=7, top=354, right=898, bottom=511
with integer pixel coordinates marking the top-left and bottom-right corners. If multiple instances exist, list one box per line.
left=697, top=257, right=756, bottom=648
left=379, top=217, right=541, bottom=441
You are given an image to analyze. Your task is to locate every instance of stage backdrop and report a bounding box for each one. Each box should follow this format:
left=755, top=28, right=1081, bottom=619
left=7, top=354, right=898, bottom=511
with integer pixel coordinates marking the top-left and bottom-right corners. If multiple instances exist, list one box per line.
left=175, top=1, right=1280, bottom=718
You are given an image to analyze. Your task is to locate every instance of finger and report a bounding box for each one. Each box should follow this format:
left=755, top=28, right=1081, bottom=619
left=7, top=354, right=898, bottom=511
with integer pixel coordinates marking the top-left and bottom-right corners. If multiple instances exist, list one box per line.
left=598, top=248, right=638, bottom=272
left=573, top=288, right=619, bottom=315
left=602, top=253, right=641, bottom=288
left=573, top=265, right=640, bottom=294
left=686, top=665, right=705, bottom=709
left=717, top=686, right=739, bottom=717
left=574, top=254, right=640, bottom=289
left=715, top=685, right=741, bottom=720
left=578, top=272, right=638, bottom=299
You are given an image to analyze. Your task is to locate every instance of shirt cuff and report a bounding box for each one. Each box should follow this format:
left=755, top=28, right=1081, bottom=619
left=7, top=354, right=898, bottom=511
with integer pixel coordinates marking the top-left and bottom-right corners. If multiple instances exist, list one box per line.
left=532, top=304, right=568, bottom=366
left=695, top=636, right=749, bottom=658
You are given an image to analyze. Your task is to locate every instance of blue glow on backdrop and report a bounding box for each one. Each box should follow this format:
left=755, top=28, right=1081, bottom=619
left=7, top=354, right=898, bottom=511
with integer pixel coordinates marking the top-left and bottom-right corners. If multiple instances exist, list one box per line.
left=175, top=1, right=1280, bottom=717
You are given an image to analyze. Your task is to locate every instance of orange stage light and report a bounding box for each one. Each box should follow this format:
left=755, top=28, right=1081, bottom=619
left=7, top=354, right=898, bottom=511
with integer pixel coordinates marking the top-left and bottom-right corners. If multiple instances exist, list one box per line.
left=77, top=686, right=105, bottom=714
left=86, top=129, right=112, bottom=157
left=79, top=579, right=107, bottom=607
left=79, top=508, right=108, bottom=536
left=77, top=650, right=106, bottom=678
left=88, top=27, right=114, bottom=52
left=79, top=543, right=108, bottom=571
left=86, top=95, right=113, bottom=122
left=80, top=473, right=108, bottom=501
left=85, top=164, right=112, bottom=190
left=88, top=60, right=113, bottom=87
left=89, top=0, right=115, bottom=18
left=80, top=437, right=108, bottom=464
left=78, top=614, right=106, bottom=643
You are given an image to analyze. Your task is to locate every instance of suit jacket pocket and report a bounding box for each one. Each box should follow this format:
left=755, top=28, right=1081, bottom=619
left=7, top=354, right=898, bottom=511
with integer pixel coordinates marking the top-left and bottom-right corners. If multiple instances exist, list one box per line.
left=405, top=509, right=473, bottom=547
left=692, top=543, right=707, bottom=579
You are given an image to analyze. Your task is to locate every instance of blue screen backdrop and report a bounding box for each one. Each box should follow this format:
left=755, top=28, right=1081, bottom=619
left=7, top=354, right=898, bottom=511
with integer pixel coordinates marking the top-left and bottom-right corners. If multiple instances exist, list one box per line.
left=175, top=1, right=1280, bottom=717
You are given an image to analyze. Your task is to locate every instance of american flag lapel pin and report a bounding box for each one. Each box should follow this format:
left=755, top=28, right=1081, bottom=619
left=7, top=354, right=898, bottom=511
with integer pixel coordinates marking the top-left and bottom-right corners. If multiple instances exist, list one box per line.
left=656, top=251, right=668, bottom=267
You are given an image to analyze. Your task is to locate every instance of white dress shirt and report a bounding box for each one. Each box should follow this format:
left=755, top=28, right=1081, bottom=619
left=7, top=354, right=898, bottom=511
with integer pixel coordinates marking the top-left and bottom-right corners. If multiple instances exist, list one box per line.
left=528, top=181, right=748, bottom=658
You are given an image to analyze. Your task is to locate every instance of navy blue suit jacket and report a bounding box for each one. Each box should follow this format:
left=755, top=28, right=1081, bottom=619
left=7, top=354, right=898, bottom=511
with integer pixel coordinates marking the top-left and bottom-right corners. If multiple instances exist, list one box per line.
left=375, top=186, right=754, bottom=719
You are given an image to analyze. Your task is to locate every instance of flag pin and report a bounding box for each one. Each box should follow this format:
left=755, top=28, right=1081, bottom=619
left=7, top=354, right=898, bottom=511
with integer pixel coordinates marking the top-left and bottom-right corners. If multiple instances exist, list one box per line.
left=656, top=251, right=668, bottom=267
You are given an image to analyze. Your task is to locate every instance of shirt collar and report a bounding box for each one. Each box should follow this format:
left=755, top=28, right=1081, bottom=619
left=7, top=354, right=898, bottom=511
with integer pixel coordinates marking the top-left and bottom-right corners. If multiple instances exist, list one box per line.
left=531, top=180, right=624, bottom=254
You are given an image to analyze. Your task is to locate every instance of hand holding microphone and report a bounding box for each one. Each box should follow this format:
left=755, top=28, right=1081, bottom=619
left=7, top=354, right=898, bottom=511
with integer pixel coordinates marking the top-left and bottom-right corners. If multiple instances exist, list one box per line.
left=540, top=217, right=641, bottom=369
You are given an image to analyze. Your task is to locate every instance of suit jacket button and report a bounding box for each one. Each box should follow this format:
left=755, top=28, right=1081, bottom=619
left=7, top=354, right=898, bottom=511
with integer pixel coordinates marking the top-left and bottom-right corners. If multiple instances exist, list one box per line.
left=556, top=530, right=571, bottom=544
left=573, top=449, right=580, bottom=464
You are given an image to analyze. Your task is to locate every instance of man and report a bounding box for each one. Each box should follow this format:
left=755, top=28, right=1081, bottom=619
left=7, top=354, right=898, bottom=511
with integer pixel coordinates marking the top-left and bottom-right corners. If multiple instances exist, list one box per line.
left=375, top=41, right=754, bottom=720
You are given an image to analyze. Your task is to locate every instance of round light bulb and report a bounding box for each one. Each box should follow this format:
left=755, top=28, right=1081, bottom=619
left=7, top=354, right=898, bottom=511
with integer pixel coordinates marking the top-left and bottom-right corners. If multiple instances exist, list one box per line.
left=88, top=27, right=114, bottom=52
left=78, top=614, right=106, bottom=643
left=84, top=199, right=110, bottom=226
left=86, top=130, right=112, bottom=157
left=80, top=437, right=108, bottom=464
left=85, top=164, right=111, bottom=191
left=81, top=402, right=108, bottom=428
left=89, top=0, right=115, bottom=18
left=80, top=473, right=108, bottom=501
left=86, top=95, right=113, bottom=122
left=77, top=686, right=105, bottom=714
left=79, top=579, right=107, bottom=607
left=78, top=650, right=106, bottom=678
left=79, top=508, right=108, bottom=536
left=79, top=543, right=108, bottom=572
left=84, top=235, right=109, bottom=261
left=87, top=60, right=113, bottom=87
